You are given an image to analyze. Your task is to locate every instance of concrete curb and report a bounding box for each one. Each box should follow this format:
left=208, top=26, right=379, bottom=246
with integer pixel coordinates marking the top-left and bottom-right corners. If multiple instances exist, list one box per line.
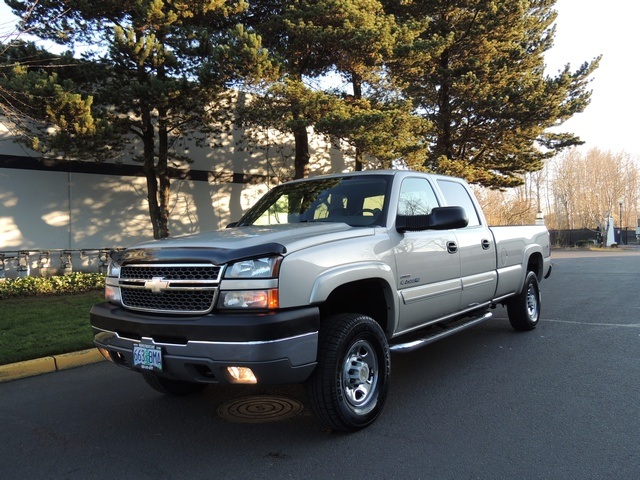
left=0, top=348, right=105, bottom=383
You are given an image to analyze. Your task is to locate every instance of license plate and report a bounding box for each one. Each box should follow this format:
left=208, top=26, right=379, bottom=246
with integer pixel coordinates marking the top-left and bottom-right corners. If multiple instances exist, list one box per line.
left=133, top=344, right=163, bottom=371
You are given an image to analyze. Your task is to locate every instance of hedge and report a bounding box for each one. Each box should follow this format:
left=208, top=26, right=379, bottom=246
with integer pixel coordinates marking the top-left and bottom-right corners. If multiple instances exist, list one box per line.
left=0, top=273, right=105, bottom=299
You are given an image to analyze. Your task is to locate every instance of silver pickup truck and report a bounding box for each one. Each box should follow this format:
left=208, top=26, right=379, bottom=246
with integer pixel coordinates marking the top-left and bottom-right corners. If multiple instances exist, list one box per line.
left=90, top=170, right=551, bottom=431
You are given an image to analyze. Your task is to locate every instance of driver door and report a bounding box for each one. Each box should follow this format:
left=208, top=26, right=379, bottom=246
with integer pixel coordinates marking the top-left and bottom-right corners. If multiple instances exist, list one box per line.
left=392, top=177, right=462, bottom=333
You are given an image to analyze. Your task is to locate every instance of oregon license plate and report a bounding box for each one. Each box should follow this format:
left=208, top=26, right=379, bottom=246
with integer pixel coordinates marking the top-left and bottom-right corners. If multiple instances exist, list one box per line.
left=133, top=344, right=163, bottom=371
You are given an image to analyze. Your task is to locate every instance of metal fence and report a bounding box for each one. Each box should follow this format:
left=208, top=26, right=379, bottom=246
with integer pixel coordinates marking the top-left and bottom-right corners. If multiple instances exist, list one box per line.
left=0, top=249, right=114, bottom=279
left=549, top=228, right=637, bottom=247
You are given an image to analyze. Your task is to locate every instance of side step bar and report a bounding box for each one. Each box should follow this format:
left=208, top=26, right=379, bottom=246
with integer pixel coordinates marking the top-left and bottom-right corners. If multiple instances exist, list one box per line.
left=389, top=312, right=493, bottom=353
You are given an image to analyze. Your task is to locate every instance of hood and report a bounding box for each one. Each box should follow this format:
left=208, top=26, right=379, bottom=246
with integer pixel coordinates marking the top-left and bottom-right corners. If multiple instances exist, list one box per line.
left=114, top=223, right=374, bottom=265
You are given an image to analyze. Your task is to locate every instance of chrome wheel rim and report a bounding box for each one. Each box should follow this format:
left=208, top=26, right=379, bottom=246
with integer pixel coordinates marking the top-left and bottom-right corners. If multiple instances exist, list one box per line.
left=342, top=339, right=379, bottom=414
left=526, top=284, right=539, bottom=322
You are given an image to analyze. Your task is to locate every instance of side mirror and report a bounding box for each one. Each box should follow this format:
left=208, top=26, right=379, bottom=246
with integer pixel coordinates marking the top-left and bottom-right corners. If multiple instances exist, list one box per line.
left=429, top=206, right=469, bottom=229
left=396, top=206, right=468, bottom=233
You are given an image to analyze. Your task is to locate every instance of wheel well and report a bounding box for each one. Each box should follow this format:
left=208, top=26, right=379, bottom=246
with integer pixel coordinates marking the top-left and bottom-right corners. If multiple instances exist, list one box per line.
left=319, top=279, right=391, bottom=333
left=527, top=252, right=543, bottom=279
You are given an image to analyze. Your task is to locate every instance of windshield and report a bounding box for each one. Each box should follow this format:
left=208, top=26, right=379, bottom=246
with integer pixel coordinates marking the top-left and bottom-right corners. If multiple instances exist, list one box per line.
left=235, top=175, right=391, bottom=227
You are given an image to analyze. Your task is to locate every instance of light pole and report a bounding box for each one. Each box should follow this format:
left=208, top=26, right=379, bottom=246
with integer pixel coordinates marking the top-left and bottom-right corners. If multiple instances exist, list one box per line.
left=618, top=198, right=623, bottom=245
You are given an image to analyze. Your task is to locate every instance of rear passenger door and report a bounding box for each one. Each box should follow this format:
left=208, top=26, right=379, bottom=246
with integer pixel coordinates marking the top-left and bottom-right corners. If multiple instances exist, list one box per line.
left=436, top=179, right=498, bottom=311
left=392, top=177, right=462, bottom=332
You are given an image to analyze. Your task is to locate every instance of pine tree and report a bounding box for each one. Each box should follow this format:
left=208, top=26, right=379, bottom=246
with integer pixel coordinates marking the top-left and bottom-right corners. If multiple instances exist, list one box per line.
left=244, top=0, right=423, bottom=176
left=388, top=0, right=599, bottom=188
left=241, top=0, right=328, bottom=179
left=3, top=0, right=273, bottom=238
left=0, top=41, right=109, bottom=155
left=300, top=0, right=426, bottom=171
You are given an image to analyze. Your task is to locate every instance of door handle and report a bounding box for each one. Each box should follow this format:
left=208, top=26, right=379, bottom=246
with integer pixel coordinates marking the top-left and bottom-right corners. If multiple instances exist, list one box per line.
left=447, top=241, right=458, bottom=254
left=481, top=239, right=491, bottom=250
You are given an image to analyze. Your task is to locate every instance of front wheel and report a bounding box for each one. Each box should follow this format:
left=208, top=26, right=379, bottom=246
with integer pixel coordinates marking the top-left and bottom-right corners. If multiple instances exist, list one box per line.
left=305, top=313, right=390, bottom=432
left=507, top=271, right=541, bottom=331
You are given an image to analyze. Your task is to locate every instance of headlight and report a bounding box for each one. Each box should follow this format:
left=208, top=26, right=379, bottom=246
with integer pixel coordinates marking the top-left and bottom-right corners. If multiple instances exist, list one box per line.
left=224, top=256, right=282, bottom=279
left=219, top=256, right=281, bottom=309
left=218, top=289, right=279, bottom=309
left=106, top=259, right=121, bottom=277
left=105, top=259, right=122, bottom=304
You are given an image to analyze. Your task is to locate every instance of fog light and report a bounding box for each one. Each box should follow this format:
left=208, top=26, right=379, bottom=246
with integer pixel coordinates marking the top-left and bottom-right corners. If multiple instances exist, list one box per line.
left=227, top=366, right=257, bottom=384
left=97, top=347, right=113, bottom=362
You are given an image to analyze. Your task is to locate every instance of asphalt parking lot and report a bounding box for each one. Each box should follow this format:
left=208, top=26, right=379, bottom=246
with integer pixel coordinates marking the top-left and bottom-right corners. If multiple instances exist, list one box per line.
left=1, top=249, right=639, bottom=479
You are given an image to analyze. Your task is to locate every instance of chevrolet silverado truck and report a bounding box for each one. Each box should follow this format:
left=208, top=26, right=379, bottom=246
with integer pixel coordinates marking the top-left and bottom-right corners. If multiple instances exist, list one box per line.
left=90, top=170, right=552, bottom=431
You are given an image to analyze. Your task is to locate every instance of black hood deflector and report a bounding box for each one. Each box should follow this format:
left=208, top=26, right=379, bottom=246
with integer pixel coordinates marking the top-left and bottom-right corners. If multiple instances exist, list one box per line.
left=111, top=242, right=287, bottom=266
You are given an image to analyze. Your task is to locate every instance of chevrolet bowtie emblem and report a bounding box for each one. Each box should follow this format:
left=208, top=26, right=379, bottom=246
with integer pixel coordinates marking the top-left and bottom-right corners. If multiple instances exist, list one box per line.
left=144, top=277, right=170, bottom=293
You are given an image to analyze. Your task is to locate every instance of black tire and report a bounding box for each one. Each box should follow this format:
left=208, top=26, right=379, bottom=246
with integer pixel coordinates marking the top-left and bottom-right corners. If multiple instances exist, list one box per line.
left=305, top=313, right=391, bottom=432
left=142, top=373, right=207, bottom=396
left=507, top=270, right=541, bottom=331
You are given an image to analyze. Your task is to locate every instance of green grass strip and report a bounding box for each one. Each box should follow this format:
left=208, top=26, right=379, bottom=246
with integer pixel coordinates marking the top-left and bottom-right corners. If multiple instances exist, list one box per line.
left=0, top=291, right=104, bottom=365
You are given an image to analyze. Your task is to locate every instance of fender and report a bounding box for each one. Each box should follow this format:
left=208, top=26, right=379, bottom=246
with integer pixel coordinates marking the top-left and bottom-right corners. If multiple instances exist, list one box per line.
left=515, top=244, right=544, bottom=294
left=495, top=243, right=544, bottom=299
left=309, top=261, right=399, bottom=331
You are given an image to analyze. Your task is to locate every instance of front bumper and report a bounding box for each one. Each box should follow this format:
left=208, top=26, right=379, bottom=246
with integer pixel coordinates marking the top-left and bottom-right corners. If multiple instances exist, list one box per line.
left=90, top=302, right=319, bottom=385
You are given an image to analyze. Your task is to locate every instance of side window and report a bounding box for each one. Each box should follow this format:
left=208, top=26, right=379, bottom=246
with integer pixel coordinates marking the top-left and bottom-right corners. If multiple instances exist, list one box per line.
left=398, top=178, right=439, bottom=216
left=436, top=180, right=481, bottom=227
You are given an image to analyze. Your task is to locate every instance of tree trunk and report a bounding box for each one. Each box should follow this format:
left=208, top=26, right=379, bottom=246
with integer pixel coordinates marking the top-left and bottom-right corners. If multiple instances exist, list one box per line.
left=140, top=102, right=166, bottom=239
left=293, top=122, right=310, bottom=179
left=355, top=148, right=364, bottom=171
left=156, top=106, right=171, bottom=239
left=352, top=74, right=364, bottom=171
left=140, top=103, right=170, bottom=239
left=141, top=41, right=171, bottom=240
left=434, top=49, right=454, bottom=162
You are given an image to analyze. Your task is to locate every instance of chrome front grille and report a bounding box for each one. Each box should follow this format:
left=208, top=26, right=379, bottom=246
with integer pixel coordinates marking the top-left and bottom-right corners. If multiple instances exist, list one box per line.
left=121, top=265, right=221, bottom=281
left=121, top=289, right=216, bottom=313
left=118, top=264, right=222, bottom=314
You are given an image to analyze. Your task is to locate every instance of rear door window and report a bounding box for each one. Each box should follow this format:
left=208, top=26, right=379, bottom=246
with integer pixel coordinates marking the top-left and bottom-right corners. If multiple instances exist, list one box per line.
left=436, top=180, right=481, bottom=227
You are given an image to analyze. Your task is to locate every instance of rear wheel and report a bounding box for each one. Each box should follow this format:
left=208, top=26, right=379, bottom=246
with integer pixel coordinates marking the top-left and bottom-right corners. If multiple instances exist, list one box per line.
left=507, top=271, right=541, bottom=331
left=142, top=373, right=207, bottom=396
left=305, top=313, right=390, bottom=432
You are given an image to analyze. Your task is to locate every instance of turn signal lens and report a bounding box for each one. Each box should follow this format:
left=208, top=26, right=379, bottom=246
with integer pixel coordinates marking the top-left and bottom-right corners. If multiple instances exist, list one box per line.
left=267, top=289, right=279, bottom=309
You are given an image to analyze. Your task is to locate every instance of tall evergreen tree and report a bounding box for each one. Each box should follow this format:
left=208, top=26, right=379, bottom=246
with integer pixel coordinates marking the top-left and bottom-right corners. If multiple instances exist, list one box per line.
left=244, top=0, right=424, bottom=176
left=388, top=0, right=599, bottom=188
left=301, top=0, right=426, bottom=171
left=0, top=41, right=109, bottom=155
left=3, top=0, right=273, bottom=238
left=241, top=0, right=329, bottom=179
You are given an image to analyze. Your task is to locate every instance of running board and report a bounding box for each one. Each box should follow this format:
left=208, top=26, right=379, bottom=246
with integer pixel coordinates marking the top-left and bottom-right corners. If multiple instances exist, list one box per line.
left=389, top=312, right=493, bottom=353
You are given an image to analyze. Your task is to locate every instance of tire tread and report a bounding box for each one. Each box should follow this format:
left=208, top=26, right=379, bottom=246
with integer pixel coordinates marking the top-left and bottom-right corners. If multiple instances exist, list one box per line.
left=507, top=270, right=540, bottom=331
left=305, top=313, right=390, bottom=432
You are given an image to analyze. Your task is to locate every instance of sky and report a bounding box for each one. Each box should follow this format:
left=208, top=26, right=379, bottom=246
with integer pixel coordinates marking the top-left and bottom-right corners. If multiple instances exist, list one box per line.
left=544, top=0, right=640, bottom=158
left=0, top=0, right=637, bottom=158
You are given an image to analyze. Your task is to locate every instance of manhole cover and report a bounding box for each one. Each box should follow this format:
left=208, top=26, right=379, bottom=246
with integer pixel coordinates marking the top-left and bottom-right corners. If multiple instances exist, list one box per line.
left=217, top=396, right=304, bottom=423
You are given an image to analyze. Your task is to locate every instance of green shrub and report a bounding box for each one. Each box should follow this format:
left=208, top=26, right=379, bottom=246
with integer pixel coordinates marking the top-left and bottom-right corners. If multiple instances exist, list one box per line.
left=0, top=272, right=105, bottom=299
